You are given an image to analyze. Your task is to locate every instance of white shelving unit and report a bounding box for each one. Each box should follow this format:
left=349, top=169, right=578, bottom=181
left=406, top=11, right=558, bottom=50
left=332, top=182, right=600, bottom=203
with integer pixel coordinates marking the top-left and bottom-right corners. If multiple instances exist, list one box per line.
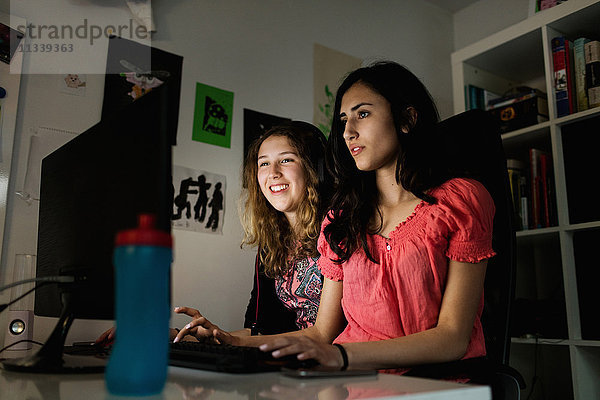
left=451, top=1, right=600, bottom=399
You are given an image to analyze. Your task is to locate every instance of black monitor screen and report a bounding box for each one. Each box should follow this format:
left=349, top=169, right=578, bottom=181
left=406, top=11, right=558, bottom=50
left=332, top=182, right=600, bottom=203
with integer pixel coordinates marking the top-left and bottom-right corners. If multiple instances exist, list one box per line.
left=34, top=84, right=173, bottom=320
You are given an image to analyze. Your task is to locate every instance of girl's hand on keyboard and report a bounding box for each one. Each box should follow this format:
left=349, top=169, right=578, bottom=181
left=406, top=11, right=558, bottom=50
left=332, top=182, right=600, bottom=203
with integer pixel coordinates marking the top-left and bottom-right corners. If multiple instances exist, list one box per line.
left=258, top=336, right=344, bottom=369
left=95, top=327, right=115, bottom=346
left=173, top=306, right=231, bottom=344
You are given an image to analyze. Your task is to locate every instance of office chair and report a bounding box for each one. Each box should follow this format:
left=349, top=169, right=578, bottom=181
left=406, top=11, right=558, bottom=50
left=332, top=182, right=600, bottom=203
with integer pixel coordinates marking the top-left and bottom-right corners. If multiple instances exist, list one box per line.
left=405, top=109, right=526, bottom=400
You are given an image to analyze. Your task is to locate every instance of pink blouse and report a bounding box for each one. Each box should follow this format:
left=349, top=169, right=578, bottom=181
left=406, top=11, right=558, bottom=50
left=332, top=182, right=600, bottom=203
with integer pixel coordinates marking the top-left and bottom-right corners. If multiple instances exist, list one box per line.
left=317, top=178, right=496, bottom=366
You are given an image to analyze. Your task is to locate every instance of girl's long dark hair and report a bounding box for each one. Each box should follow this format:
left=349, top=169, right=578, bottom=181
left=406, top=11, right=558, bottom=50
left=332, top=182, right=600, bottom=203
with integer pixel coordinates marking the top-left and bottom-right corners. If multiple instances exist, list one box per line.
left=324, top=61, right=448, bottom=264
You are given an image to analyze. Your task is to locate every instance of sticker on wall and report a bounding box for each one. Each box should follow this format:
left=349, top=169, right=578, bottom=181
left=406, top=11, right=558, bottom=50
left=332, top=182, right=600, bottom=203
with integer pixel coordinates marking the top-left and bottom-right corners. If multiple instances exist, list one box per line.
left=60, top=74, right=87, bottom=96
left=172, top=165, right=226, bottom=234
left=313, top=43, right=362, bottom=137
left=192, top=82, right=234, bottom=148
left=243, top=108, right=290, bottom=160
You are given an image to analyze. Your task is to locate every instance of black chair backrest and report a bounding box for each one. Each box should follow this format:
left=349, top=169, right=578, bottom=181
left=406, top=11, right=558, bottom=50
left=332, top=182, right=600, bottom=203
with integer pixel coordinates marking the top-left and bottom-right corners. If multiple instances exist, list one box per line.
left=437, top=109, right=516, bottom=365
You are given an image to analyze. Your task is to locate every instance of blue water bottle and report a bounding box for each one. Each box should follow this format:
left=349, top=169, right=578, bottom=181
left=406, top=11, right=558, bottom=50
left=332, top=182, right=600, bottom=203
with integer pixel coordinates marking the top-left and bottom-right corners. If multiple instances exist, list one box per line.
left=105, top=214, right=173, bottom=395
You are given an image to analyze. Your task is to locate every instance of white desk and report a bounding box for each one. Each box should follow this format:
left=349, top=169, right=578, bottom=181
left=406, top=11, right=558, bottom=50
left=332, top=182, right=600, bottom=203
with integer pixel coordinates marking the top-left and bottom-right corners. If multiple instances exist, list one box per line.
left=0, top=365, right=490, bottom=400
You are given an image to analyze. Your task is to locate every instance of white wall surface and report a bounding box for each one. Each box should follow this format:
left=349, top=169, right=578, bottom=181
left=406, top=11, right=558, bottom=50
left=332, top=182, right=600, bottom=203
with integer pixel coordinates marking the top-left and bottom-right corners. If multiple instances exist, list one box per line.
left=0, top=0, right=454, bottom=346
left=453, top=0, right=531, bottom=49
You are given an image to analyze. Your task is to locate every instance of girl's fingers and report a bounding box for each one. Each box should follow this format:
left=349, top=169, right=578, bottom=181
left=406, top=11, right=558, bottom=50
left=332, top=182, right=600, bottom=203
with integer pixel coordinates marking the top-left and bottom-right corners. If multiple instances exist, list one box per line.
left=184, top=317, right=211, bottom=331
left=96, top=327, right=115, bottom=344
left=174, top=306, right=202, bottom=318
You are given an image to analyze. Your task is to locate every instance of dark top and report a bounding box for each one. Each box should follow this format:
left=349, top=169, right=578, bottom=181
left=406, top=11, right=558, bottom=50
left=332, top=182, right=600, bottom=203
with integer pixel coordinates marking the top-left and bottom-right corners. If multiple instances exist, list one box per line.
left=243, top=256, right=298, bottom=335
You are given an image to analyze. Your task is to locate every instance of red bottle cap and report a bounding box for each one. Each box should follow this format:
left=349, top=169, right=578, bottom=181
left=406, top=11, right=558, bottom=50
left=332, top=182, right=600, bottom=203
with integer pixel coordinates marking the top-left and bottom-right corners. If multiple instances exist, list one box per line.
left=115, top=214, right=172, bottom=248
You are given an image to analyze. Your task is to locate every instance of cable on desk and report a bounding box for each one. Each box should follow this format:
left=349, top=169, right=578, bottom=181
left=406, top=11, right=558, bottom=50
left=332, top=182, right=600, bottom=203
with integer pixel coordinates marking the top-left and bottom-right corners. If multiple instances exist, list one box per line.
left=0, top=339, right=44, bottom=355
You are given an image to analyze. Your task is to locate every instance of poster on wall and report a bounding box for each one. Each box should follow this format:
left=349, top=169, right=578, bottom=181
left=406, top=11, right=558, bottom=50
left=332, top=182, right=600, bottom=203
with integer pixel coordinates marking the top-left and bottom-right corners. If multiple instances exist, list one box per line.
left=243, top=108, right=290, bottom=160
left=172, top=165, right=226, bottom=234
left=313, top=43, right=362, bottom=137
left=192, top=82, right=234, bottom=148
left=102, top=36, right=183, bottom=144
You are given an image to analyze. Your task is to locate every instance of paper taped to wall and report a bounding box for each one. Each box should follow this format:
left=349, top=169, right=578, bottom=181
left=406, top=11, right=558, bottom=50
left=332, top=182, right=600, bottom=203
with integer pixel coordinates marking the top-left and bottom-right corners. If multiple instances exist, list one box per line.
left=18, top=127, right=78, bottom=202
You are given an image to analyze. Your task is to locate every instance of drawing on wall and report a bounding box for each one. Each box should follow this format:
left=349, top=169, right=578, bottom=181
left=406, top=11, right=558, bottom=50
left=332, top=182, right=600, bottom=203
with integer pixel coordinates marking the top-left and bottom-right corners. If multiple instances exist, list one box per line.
left=313, top=43, right=362, bottom=137
left=60, top=74, right=87, bottom=96
left=172, top=165, right=226, bottom=234
left=192, top=82, right=234, bottom=148
left=243, top=108, right=290, bottom=160
left=101, top=36, right=183, bottom=141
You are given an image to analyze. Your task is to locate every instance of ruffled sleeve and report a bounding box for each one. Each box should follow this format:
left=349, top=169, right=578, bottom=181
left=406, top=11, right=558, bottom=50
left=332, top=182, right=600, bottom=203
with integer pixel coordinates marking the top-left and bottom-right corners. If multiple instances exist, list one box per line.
left=440, top=178, right=496, bottom=263
left=316, top=212, right=344, bottom=281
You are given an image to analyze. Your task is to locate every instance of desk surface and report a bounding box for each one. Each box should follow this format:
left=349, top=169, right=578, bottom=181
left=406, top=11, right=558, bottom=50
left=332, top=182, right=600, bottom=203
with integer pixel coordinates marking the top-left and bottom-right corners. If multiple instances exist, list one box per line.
left=1, top=364, right=490, bottom=400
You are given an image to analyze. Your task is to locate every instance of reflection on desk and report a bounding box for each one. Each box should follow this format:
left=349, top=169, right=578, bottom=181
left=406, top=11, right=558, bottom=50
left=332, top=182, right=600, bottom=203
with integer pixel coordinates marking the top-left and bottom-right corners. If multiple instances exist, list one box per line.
left=0, top=365, right=491, bottom=400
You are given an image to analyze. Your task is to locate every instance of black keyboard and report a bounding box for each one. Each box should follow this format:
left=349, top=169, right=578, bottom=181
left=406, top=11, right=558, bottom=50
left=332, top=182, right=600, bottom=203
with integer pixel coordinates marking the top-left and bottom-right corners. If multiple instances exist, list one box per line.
left=169, top=341, right=317, bottom=373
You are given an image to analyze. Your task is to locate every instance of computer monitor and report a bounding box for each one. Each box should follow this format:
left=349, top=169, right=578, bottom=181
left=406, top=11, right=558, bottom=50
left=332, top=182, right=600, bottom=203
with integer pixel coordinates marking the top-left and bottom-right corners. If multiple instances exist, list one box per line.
left=2, top=81, right=176, bottom=373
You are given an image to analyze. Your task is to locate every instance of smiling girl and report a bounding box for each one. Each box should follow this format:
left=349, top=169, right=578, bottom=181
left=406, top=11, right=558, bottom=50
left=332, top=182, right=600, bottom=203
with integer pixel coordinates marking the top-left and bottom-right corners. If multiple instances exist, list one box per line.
left=173, top=121, right=331, bottom=340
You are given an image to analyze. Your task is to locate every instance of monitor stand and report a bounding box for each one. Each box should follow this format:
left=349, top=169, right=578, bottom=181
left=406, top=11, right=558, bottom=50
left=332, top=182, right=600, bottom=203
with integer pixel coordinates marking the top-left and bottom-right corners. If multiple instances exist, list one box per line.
left=1, top=293, right=106, bottom=373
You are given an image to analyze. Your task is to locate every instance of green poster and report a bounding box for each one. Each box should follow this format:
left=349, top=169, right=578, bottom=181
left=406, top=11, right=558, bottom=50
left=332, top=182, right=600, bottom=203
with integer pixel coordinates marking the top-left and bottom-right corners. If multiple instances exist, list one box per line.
left=192, top=82, right=234, bottom=148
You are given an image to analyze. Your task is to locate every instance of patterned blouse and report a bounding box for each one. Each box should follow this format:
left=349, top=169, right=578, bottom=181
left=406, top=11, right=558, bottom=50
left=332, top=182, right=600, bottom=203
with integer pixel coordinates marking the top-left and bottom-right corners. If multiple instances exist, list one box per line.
left=275, top=256, right=323, bottom=329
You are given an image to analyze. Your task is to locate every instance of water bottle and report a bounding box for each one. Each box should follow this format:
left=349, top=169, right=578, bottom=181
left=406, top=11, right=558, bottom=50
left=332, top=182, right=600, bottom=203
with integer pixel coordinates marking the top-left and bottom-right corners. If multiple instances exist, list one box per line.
left=105, top=214, right=173, bottom=395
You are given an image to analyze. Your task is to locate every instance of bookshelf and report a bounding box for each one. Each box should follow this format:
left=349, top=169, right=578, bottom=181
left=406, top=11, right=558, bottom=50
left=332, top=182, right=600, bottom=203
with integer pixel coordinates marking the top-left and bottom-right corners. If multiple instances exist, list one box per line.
left=451, top=1, right=600, bottom=399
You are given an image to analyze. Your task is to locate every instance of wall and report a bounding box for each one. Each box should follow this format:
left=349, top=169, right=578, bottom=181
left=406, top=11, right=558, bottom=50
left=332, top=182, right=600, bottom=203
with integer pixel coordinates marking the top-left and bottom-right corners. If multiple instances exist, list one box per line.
left=0, top=0, right=454, bottom=346
left=453, top=0, right=532, bottom=49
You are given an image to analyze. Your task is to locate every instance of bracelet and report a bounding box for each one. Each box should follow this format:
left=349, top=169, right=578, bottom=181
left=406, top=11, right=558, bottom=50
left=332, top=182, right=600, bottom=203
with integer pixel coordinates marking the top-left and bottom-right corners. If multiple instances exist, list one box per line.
left=333, top=343, right=348, bottom=371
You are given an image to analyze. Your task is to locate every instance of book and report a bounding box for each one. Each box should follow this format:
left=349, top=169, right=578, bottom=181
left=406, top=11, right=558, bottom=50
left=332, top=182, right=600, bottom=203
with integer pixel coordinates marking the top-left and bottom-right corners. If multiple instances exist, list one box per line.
left=573, top=38, right=591, bottom=112
left=528, top=148, right=555, bottom=229
left=465, top=85, right=500, bottom=110
left=552, top=36, right=576, bottom=117
left=468, top=84, right=482, bottom=110
left=486, top=87, right=543, bottom=110
left=487, top=93, right=548, bottom=132
left=483, top=89, right=501, bottom=110
left=540, top=0, right=557, bottom=10
left=529, top=148, right=544, bottom=229
left=539, top=153, right=553, bottom=228
left=507, top=159, right=527, bottom=230
left=539, top=0, right=569, bottom=11
left=519, top=175, right=529, bottom=230
left=584, top=40, right=600, bottom=108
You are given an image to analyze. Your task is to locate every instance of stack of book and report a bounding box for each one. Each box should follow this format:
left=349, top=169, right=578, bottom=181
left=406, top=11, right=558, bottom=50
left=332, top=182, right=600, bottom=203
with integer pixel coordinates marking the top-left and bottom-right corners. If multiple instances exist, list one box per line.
left=552, top=36, right=600, bottom=115
left=507, top=149, right=557, bottom=231
left=464, top=84, right=500, bottom=111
